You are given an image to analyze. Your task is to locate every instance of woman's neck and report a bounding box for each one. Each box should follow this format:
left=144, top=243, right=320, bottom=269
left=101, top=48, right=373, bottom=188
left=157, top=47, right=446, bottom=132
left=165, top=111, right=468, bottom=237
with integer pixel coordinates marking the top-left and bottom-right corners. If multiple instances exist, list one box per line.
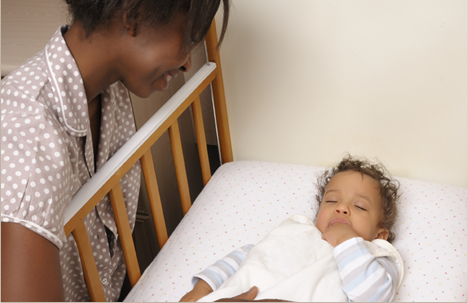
left=63, top=22, right=121, bottom=102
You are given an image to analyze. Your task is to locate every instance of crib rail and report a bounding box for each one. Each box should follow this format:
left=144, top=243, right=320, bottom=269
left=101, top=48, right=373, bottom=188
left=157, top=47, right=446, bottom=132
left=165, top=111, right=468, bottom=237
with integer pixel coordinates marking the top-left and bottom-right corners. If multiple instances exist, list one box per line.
left=63, top=62, right=217, bottom=234
left=63, top=21, right=231, bottom=301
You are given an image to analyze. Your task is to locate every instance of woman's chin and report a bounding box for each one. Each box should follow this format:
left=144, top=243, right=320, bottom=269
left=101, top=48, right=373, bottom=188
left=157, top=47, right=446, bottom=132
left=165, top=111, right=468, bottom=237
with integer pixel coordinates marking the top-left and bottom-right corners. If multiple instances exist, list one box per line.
left=131, top=90, right=152, bottom=99
left=130, top=84, right=166, bottom=98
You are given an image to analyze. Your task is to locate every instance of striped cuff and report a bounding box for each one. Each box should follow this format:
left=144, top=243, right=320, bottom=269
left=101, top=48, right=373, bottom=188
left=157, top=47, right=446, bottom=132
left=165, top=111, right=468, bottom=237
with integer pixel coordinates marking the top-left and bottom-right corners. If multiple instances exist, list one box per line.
left=192, top=244, right=253, bottom=291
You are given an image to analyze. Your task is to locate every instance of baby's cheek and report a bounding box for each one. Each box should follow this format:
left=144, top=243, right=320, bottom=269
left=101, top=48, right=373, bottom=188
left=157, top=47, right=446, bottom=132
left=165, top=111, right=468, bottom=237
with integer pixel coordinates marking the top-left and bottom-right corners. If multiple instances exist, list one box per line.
left=315, top=212, right=327, bottom=234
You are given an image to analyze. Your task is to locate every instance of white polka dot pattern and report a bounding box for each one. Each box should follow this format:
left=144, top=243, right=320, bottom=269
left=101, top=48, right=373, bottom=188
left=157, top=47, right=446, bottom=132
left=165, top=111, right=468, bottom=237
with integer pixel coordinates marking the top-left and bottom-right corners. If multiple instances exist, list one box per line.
left=1, top=25, right=141, bottom=302
left=124, top=161, right=467, bottom=302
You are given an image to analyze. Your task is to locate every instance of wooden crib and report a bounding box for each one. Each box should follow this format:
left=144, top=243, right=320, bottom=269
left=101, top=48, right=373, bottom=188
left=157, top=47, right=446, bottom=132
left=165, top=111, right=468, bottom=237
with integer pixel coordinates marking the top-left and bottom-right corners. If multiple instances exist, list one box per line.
left=63, top=21, right=231, bottom=301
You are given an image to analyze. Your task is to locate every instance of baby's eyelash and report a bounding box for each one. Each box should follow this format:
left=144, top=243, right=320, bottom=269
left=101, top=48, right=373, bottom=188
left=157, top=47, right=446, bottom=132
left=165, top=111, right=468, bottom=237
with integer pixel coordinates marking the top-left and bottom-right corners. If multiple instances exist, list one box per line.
left=356, top=205, right=366, bottom=210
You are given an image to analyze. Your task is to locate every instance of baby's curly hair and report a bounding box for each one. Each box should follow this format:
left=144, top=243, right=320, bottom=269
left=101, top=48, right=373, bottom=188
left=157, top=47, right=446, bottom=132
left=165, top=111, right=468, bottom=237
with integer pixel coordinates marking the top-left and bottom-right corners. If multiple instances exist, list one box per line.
left=315, top=154, right=400, bottom=243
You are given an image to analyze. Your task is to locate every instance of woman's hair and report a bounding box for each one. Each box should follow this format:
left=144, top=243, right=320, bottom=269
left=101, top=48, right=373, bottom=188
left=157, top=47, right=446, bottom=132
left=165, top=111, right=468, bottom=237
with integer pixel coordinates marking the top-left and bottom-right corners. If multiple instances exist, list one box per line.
left=315, top=154, right=400, bottom=243
left=65, top=0, right=230, bottom=51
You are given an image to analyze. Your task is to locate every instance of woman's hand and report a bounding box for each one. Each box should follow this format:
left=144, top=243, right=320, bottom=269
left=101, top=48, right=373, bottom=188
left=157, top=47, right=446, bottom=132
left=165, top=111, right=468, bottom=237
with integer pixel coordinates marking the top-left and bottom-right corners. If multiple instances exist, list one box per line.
left=181, top=284, right=291, bottom=302
left=215, top=286, right=291, bottom=302
left=180, top=279, right=213, bottom=302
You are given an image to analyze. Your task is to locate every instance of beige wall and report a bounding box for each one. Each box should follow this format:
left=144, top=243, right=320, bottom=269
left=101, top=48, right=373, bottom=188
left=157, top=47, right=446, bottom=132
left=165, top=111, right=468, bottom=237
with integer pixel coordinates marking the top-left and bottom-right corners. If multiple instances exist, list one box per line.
left=216, top=0, right=467, bottom=187
left=1, top=0, right=69, bottom=76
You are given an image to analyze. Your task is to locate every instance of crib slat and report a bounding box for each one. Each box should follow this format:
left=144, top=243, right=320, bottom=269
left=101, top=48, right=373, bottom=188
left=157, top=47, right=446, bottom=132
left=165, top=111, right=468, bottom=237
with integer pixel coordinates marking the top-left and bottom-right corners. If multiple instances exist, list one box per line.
left=140, top=149, right=168, bottom=248
left=108, top=182, right=141, bottom=286
left=169, top=121, right=192, bottom=214
left=205, top=20, right=233, bottom=164
left=191, top=96, right=211, bottom=185
left=72, top=220, right=106, bottom=302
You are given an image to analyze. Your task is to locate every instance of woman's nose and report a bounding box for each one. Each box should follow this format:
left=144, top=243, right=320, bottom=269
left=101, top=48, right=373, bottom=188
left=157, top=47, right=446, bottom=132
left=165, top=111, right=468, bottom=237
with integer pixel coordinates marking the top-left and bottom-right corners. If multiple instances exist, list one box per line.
left=179, top=55, right=192, bottom=73
left=334, top=203, right=349, bottom=215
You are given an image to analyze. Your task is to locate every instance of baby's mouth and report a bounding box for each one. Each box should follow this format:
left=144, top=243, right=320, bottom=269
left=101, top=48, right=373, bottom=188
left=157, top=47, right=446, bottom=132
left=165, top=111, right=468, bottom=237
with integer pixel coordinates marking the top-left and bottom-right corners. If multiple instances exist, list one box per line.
left=328, top=217, right=351, bottom=228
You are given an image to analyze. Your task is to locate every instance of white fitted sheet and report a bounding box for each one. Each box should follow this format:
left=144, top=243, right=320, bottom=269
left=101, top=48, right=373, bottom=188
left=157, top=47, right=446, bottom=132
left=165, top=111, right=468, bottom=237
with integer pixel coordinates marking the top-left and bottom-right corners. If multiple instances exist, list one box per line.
left=125, top=160, right=467, bottom=302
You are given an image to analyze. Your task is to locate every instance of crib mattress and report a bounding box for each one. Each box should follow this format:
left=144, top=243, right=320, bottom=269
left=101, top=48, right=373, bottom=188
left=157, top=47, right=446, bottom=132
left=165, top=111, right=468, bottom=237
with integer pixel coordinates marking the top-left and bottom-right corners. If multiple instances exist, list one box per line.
left=124, top=160, right=467, bottom=302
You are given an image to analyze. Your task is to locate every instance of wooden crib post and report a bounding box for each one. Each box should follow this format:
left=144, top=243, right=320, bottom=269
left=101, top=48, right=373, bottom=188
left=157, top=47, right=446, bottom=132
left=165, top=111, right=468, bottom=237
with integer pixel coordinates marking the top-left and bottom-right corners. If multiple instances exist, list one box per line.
left=140, top=149, right=168, bottom=248
left=72, top=221, right=107, bottom=302
left=192, top=96, right=212, bottom=185
left=169, top=121, right=192, bottom=214
left=205, top=20, right=233, bottom=164
left=108, top=183, right=141, bottom=286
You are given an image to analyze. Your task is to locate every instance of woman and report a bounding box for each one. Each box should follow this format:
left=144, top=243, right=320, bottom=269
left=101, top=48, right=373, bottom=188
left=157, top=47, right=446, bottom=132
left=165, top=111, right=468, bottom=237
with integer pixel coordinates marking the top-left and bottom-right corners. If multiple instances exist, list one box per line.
left=1, top=0, right=229, bottom=301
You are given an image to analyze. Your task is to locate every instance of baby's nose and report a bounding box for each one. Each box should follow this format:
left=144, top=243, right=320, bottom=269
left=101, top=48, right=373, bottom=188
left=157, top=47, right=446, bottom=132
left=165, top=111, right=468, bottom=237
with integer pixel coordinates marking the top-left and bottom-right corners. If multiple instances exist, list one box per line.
left=335, top=205, right=349, bottom=215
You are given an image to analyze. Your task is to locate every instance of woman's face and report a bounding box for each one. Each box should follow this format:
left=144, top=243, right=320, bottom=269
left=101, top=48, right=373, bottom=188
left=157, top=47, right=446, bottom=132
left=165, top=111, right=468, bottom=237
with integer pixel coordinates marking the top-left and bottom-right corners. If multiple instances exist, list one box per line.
left=118, top=14, right=193, bottom=98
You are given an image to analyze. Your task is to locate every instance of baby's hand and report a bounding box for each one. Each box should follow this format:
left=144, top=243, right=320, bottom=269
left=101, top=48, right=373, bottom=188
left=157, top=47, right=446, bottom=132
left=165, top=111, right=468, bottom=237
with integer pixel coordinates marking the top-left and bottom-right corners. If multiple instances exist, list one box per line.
left=321, top=223, right=359, bottom=247
left=180, top=279, right=213, bottom=302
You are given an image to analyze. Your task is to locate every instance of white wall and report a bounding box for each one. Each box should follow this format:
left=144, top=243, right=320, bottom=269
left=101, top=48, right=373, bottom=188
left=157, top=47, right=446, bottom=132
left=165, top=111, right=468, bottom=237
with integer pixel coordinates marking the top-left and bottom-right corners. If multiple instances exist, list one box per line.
left=216, top=0, right=467, bottom=188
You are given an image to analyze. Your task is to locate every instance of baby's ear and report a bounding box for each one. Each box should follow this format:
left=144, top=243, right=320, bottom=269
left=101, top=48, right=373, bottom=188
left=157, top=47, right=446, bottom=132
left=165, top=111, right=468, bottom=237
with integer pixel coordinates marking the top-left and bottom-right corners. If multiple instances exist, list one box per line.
left=375, top=228, right=389, bottom=241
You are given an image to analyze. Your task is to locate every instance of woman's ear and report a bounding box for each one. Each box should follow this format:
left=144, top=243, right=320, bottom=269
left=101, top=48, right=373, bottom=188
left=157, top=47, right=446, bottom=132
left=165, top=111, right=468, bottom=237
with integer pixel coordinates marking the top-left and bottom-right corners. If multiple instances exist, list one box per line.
left=123, top=14, right=137, bottom=36
left=375, top=228, right=389, bottom=241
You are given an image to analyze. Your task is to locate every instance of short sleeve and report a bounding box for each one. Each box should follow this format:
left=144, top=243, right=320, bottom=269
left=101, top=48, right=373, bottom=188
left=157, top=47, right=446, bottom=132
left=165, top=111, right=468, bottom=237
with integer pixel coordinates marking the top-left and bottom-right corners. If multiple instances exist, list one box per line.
left=1, top=102, right=81, bottom=249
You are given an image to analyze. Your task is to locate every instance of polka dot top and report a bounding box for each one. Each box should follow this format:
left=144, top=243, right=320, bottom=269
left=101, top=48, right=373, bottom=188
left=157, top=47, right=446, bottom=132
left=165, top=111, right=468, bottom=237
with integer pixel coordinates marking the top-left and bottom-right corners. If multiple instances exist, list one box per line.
left=1, top=25, right=142, bottom=301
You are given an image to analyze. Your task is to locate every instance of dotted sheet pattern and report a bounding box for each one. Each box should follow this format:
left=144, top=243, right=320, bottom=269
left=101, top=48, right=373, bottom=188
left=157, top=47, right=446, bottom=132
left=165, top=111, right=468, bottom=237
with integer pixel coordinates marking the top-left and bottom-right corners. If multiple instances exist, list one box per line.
left=124, top=161, right=467, bottom=302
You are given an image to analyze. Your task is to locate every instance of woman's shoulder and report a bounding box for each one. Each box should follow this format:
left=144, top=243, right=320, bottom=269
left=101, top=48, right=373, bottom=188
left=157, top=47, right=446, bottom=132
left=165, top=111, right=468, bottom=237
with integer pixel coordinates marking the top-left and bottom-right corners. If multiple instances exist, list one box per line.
left=1, top=50, right=49, bottom=100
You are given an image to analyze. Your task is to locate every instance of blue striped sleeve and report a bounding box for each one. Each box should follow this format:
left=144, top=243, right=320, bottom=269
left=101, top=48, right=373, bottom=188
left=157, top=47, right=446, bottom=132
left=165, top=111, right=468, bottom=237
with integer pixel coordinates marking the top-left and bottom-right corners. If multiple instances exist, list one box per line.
left=333, top=237, right=398, bottom=302
left=192, top=244, right=253, bottom=291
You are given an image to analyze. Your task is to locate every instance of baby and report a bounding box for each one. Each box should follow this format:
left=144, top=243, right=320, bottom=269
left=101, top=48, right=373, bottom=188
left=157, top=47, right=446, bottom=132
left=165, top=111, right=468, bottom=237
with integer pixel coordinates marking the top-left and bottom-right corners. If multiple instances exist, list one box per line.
left=181, top=155, right=403, bottom=302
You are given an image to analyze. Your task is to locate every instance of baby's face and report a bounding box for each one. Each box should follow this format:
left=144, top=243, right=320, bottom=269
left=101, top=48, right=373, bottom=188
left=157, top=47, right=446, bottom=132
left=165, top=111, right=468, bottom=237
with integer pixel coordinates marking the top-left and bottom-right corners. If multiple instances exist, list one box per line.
left=315, top=171, right=389, bottom=242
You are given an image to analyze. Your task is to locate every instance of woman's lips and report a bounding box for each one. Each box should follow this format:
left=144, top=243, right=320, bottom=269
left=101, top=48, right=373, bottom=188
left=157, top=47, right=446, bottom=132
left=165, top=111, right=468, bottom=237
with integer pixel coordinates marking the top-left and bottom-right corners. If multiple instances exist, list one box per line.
left=161, top=72, right=178, bottom=90
left=328, top=217, right=351, bottom=228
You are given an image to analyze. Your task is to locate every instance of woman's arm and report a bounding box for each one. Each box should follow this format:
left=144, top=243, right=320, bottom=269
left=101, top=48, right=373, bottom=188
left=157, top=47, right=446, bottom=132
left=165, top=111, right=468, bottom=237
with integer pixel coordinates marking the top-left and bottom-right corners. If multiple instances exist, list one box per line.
left=1, top=222, right=65, bottom=301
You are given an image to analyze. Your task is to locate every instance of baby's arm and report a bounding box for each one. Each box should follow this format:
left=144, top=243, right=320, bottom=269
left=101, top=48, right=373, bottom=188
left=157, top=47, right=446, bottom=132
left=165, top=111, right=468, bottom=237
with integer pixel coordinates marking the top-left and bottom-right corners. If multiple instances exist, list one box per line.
left=180, top=279, right=213, bottom=302
left=179, top=244, right=253, bottom=302
left=333, top=238, right=399, bottom=302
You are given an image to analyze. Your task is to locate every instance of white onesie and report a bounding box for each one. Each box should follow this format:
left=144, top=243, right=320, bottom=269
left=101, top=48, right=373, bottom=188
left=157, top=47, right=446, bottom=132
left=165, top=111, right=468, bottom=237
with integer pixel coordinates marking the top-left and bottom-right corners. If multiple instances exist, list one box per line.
left=195, top=215, right=404, bottom=302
